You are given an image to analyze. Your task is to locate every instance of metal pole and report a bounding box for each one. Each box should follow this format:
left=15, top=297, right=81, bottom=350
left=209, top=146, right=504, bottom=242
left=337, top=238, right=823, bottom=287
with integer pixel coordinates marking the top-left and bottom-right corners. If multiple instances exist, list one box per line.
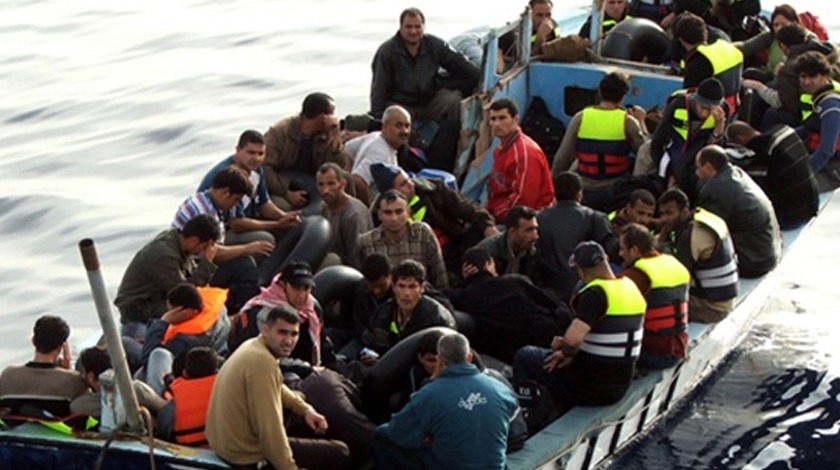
left=79, top=238, right=144, bottom=433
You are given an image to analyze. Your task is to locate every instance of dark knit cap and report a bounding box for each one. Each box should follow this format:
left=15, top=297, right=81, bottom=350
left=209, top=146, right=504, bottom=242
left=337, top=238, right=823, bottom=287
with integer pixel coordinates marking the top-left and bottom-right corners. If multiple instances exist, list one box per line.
left=568, top=241, right=607, bottom=268
left=693, top=78, right=724, bottom=107
left=370, top=163, right=407, bottom=193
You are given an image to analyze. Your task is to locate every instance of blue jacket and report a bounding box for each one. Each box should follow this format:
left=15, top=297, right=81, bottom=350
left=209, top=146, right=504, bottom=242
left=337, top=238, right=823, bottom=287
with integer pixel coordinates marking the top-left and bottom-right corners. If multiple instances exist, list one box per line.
left=376, top=363, right=517, bottom=470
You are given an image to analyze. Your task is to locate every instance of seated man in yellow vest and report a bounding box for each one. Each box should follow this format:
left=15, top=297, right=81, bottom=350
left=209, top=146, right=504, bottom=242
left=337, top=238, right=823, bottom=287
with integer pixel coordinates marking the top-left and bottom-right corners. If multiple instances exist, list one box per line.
left=674, top=12, right=744, bottom=116
left=512, top=241, right=646, bottom=410
left=793, top=51, right=840, bottom=192
left=553, top=72, right=649, bottom=211
left=655, top=188, right=738, bottom=323
left=529, top=0, right=561, bottom=56
left=619, top=223, right=690, bottom=370
left=155, top=347, right=220, bottom=446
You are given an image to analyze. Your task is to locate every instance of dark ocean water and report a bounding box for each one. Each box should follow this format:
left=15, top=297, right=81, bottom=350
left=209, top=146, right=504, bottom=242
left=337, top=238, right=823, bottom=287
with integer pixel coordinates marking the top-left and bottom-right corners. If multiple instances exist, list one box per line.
left=2, top=0, right=839, bottom=468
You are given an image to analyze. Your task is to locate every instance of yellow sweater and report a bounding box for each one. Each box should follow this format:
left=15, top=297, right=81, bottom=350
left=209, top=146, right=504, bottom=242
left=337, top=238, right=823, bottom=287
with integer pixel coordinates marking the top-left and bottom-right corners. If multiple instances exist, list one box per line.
left=205, top=336, right=310, bottom=468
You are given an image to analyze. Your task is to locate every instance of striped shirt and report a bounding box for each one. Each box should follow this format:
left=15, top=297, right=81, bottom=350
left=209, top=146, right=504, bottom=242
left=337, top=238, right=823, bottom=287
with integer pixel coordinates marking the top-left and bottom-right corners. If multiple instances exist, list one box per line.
left=172, top=190, right=226, bottom=243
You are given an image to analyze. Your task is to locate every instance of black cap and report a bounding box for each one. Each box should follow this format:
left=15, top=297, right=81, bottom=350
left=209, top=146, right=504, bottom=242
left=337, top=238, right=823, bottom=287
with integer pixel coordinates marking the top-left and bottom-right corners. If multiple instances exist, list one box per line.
left=281, top=261, right=315, bottom=288
left=694, top=77, right=724, bottom=107
left=370, top=163, right=407, bottom=193
left=568, top=241, right=607, bottom=268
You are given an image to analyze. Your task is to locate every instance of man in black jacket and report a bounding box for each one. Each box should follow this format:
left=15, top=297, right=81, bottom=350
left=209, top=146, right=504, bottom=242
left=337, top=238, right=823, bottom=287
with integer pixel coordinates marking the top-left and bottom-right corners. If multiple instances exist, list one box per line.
left=369, top=7, right=479, bottom=122
left=695, top=145, right=782, bottom=278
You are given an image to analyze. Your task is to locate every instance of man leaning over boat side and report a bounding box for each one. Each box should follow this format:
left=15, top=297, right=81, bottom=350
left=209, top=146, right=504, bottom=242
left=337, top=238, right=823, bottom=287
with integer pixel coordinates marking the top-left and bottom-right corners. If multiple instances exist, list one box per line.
left=486, top=98, right=555, bottom=222
left=369, top=8, right=478, bottom=123
left=512, top=242, right=646, bottom=411
left=198, top=130, right=329, bottom=285
left=619, top=223, right=689, bottom=370
left=205, top=305, right=350, bottom=470
left=262, top=92, right=352, bottom=212
left=552, top=72, right=649, bottom=211
left=114, top=214, right=220, bottom=341
left=0, top=315, right=87, bottom=400
left=357, top=189, right=449, bottom=288
left=374, top=332, right=518, bottom=470
left=655, top=188, right=738, bottom=323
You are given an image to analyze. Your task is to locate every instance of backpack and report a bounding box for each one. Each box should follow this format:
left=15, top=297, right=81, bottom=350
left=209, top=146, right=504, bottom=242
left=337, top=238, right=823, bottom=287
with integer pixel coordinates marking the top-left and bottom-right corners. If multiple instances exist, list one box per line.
left=516, top=379, right=562, bottom=436
left=520, top=96, right=566, bottom=163
left=799, top=12, right=830, bottom=42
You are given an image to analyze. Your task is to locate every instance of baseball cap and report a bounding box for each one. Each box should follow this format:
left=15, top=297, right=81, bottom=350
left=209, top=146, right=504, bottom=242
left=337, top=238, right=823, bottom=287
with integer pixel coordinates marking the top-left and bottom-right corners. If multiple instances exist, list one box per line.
left=281, top=261, right=315, bottom=288
left=568, top=241, right=607, bottom=268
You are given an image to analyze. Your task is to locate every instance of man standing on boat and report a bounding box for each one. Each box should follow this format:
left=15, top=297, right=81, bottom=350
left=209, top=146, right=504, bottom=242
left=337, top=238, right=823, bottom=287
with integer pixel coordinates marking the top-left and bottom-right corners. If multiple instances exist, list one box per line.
left=618, top=223, right=689, bottom=370
left=695, top=145, right=782, bottom=278
left=374, top=332, right=518, bottom=470
left=206, top=305, right=350, bottom=469
left=486, top=98, right=555, bottom=222
left=262, top=92, right=351, bottom=212
left=369, top=8, right=478, bottom=123
left=552, top=72, right=649, bottom=211
left=512, top=241, right=646, bottom=409
left=656, top=188, right=738, bottom=323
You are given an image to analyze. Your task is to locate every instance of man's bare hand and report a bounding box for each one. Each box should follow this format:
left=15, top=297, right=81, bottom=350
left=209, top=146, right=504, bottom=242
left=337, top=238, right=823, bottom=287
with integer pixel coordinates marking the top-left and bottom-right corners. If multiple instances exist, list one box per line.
left=543, top=350, right=572, bottom=372
left=201, top=241, right=218, bottom=263
left=304, top=409, right=329, bottom=435
left=58, top=342, right=72, bottom=370
left=287, top=190, right=308, bottom=209
left=275, top=212, right=302, bottom=231
left=246, top=240, right=274, bottom=257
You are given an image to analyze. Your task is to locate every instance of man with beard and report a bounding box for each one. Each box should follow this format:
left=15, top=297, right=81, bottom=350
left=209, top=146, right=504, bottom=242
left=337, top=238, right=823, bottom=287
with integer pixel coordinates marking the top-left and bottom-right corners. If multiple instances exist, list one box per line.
left=317, top=162, right=372, bottom=269
left=348, top=105, right=412, bottom=205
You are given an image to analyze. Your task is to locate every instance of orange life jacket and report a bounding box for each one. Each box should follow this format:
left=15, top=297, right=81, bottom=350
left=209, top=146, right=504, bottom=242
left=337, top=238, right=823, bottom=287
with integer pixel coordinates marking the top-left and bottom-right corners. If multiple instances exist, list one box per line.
left=163, top=287, right=228, bottom=344
left=170, top=374, right=216, bottom=447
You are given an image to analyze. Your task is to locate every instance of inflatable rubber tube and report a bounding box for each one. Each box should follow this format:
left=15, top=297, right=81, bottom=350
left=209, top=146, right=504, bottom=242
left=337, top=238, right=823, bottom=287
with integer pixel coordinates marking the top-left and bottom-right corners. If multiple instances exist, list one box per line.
left=258, top=215, right=332, bottom=285
left=312, top=265, right=364, bottom=307
left=361, top=326, right=457, bottom=421
left=602, top=18, right=671, bottom=64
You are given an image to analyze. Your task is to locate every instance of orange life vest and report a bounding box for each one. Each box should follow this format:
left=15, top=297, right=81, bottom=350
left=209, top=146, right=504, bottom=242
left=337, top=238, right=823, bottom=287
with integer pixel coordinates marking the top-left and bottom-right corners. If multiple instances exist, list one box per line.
left=163, top=287, right=228, bottom=344
left=170, top=374, right=216, bottom=447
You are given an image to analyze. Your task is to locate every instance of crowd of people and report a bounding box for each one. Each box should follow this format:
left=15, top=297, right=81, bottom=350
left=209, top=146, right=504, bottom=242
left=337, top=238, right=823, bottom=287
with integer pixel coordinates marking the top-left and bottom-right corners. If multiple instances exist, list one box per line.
left=1, top=2, right=837, bottom=469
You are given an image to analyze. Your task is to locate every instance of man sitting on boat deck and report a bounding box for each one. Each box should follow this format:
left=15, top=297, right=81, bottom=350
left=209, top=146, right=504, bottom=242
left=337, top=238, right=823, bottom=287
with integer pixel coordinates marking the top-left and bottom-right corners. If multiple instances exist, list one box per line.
left=673, top=12, right=744, bottom=116
left=206, top=305, right=350, bottom=470
left=529, top=0, right=561, bottom=56
left=649, top=77, right=729, bottom=202
left=474, top=205, right=541, bottom=280
left=608, top=188, right=657, bottom=233
left=656, top=188, right=738, bottom=323
left=619, top=223, right=689, bottom=370
left=0, top=315, right=87, bottom=401
left=137, top=283, right=228, bottom=396
left=115, top=214, right=220, bottom=341
left=369, top=8, right=478, bottom=125
left=70, top=347, right=165, bottom=423
left=155, top=347, right=219, bottom=446
left=444, top=247, right=569, bottom=363
left=578, top=0, right=629, bottom=39
left=725, top=121, right=819, bottom=230
left=316, top=162, right=372, bottom=270
left=228, top=261, right=323, bottom=367
left=374, top=332, right=518, bottom=470
left=627, top=0, right=675, bottom=29
left=695, top=145, right=782, bottom=278
left=537, top=172, right=619, bottom=303
left=360, top=260, right=455, bottom=363
left=370, top=162, right=498, bottom=278
left=486, top=98, right=555, bottom=222
left=357, top=189, right=449, bottom=288
left=172, top=166, right=263, bottom=314
left=512, top=241, right=646, bottom=411
left=198, top=130, right=329, bottom=285
left=348, top=105, right=411, bottom=206
left=552, top=72, right=650, bottom=211
left=262, top=92, right=351, bottom=212
left=793, top=51, right=840, bottom=192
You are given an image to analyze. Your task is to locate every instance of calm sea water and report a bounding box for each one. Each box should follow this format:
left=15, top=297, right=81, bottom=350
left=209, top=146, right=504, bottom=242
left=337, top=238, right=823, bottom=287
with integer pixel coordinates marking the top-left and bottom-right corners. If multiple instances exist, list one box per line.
left=2, top=0, right=839, bottom=467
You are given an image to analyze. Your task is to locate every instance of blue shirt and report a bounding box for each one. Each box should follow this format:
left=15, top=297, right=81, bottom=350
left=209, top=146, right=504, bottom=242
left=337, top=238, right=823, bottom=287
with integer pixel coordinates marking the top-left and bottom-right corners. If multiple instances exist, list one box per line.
left=198, top=156, right=269, bottom=219
left=376, top=362, right=517, bottom=470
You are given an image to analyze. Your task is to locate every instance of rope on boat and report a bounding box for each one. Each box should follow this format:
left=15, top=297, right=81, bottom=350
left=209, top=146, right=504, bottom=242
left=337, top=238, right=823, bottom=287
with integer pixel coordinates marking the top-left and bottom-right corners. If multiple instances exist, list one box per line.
left=139, top=406, right=157, bottom=470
